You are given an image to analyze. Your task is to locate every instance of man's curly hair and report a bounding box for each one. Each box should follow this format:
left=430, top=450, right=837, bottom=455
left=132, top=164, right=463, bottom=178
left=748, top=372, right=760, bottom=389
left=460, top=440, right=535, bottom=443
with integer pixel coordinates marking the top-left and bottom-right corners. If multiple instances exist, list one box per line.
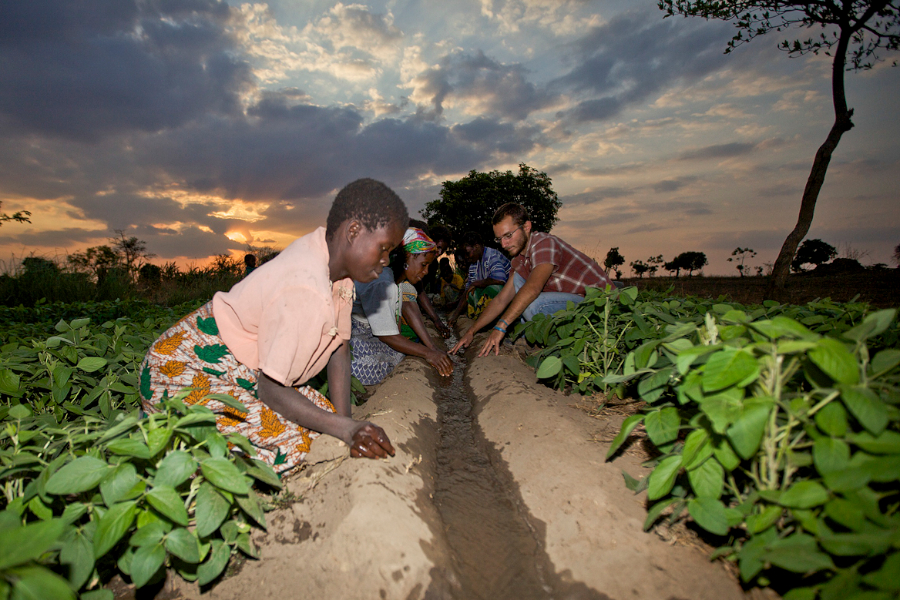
left=326, top=179, right=409, bottom=241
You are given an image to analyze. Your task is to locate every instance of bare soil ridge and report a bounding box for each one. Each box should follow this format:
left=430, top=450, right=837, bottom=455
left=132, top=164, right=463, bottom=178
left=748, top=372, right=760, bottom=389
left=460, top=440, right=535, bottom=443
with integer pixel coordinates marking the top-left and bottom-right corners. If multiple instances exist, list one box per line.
left=172, top=323, right=748, bottom=600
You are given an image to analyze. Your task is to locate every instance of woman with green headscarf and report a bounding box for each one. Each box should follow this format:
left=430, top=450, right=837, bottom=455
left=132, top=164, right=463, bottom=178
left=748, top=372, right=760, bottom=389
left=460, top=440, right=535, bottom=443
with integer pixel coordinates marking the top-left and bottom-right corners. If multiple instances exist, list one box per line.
left=349, top=227, right=454, bottom=385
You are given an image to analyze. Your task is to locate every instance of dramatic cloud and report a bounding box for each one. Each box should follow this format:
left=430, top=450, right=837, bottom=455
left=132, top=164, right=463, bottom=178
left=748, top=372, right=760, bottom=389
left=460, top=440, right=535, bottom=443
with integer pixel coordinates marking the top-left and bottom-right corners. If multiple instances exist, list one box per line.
left=553, top=8, right=734, bottom=124
left=0, top=0, right=252, bottom=142
left=410, top=50, right=560, bottom=120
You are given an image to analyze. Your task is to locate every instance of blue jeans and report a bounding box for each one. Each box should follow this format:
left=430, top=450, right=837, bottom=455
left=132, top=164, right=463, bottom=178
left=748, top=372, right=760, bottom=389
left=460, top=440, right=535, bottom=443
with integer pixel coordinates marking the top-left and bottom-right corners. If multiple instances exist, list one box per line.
left=513, top=272, right=584, bottom=321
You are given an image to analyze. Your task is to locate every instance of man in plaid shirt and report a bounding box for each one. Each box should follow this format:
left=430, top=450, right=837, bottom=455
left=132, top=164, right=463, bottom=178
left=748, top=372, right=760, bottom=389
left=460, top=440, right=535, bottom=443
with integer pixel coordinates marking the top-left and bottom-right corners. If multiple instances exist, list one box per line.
left=451, top=202, right=614, bottom=357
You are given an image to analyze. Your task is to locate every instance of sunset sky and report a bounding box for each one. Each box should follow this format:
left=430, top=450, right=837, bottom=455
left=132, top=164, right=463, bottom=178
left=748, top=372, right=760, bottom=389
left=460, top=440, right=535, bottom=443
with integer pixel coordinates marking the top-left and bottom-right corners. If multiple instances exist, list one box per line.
left=1, top=0, right=898, bottom=276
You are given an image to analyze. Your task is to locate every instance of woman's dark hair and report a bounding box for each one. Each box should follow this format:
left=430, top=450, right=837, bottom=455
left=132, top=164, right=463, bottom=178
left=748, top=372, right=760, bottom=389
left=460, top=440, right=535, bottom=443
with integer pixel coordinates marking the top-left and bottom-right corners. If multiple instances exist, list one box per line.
left=491, top=202, right=529, bottom=227
left=326, top=179, right=409, bottom=241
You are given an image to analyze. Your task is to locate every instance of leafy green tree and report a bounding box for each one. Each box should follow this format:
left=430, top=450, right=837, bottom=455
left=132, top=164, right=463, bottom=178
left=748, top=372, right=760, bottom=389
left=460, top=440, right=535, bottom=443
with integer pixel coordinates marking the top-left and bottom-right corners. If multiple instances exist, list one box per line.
left=727, top=247, right=757, bottom=277
left=894, top=243, right=900, bottom=266
left=664, top=257, right=681, bottom=277
left=791, top=238, right=837, bottom=271
left=604, top=247, right=625, bottom=278
left=659, top=0, right=900, bottom=298
left=631, top=259, right=650, bottom=278
left=664, top=254, right=704, bottom=277
left=678, top=252, right=709, bottom=277
left=67, top=245, right=121, bottom=281
left=421, top=164, right=562, bottom=248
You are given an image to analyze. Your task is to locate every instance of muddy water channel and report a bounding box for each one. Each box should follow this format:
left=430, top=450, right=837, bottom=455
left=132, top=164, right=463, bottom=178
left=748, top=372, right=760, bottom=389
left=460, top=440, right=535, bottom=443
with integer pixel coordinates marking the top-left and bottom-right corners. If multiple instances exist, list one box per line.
left=430, top=337, right=608, bottom=600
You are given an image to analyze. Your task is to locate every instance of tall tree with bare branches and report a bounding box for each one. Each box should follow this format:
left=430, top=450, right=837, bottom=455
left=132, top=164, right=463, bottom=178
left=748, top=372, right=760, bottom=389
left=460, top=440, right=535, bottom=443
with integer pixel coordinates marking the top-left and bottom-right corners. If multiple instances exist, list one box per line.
left=659, top=0, right=899, bottom=299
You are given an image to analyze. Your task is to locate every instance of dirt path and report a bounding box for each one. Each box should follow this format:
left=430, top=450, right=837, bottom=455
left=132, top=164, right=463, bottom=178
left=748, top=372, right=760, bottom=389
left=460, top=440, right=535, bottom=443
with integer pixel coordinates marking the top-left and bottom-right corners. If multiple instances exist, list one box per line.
left=173, top=323, right=748, bottom=600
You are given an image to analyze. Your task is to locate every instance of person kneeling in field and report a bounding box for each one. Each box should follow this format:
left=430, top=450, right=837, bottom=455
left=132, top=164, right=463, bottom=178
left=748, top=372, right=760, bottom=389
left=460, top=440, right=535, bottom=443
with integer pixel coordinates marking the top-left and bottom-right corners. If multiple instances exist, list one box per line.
left=349, top=228, right=454, bottom=385
left=447, top=231, right=511, bottom=327
left=451, top=202, right=614, bottom=358
left=139, top=179, right=406, bottom=472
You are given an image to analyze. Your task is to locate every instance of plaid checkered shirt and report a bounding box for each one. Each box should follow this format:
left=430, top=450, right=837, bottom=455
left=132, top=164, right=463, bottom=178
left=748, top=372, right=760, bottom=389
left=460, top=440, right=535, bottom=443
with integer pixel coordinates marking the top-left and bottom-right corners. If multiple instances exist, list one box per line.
left=511, top=231, right=612, bottom=295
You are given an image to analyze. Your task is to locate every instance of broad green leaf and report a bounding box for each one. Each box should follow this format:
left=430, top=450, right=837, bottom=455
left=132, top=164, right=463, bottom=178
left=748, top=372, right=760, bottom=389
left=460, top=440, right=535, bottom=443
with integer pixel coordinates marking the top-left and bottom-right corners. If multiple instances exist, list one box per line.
left=725, top=397, right=773, bottom=459
left=751, top=317, right=818, bottom=341
left=97, top=415, right=140, bottom=444
left=100, top=463, right=138, bottom=507
left=174, top=411, right=218, bottom=428
left=859, top=454, right=900, bottom=483
left=197, top=539, right=231, bottom=586
left=647, top=455, right=682, bottom=501
left=165, top=527, right=201, bottom=563
left=871, top=348, right=900, bottom=375
left=203, top=393, right=248, bottom=413
left=819, top=531, right=894, bottom=556
left=637, top=367, right=673, bottom=402
left=711, top=435, right=740, bottom=471
left=861, top=553, right=900, bottom=591
left=849, top=430, right=900, bottom=454
left=687, top=458, right=724, bottom=499
left=746, top=504, right=781, bottom=534
left=147, top=427, right=173, bottom=457
left=809, top=338, right=859, bottom=385
left=8, top=403, right=29, bottom=418
left=130, top=543, right=166, bottom=588
left=60, top=530, right=94, bottom=589
left=0, top=519, right=66, bottom=570
left=824, top=498, right=866, bottom=531
left=46, top=456, right=111, bottom=495
left=633, top=340, right=660, bottom=370
left=813, top=438, right=850, bottom=476
left=644, top=407, right=680, bottom=446
left=76, top=357, right=108, bottom=372
left=235, top=532, right=258, bottom=558
left=698, top=387, right=743, bottom=434
left=674, top=344, right=718, bottom=375
left=535, top=356, right=561, bottom=379
left=153, top=451, right=197, bottom=489
left=823, top=467, right=871, bottom=493
left=0, top=369, right=22, bottom=396
left=681, top=429, right=712, bottom=470
left=778, top=481, right=829, bottom=509
left=762, top=533, right=834, bottom=573
left=106, top=437, right=152, bottom=459
left=643, top=498, right=681, bottom=531
left=701, top=349, right=760, bottom=392
left=146, top=485, right=189, bottom=526
left=5, top=565, right=74, bottom=600
left=94, top=500, right=138, bottom=558
left=840, top=385, right=888, bottom=436
left=129, top=521, right=168, bottom=547
left=235, top=490, right=266, bottom=528
left=842, top=309, right=896, bottom=343
left=242, top=460, right=282, bottom=489
left=815, top=402, right=848, bottom=437
left=200, top=458, right=251, bottom=495
left=605, top=414, right=644, bottom=459
left=687, top=497, right=729, bottom=536
left=195, top=482, right=232, bottom=538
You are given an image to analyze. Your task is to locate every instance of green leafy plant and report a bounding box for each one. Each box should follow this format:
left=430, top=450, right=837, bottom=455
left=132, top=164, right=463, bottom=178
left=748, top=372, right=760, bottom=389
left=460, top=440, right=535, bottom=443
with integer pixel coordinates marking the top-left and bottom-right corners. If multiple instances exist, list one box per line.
left=1, top=310, right=284, bottom=598
left=522, top=287, right=899, bottom=599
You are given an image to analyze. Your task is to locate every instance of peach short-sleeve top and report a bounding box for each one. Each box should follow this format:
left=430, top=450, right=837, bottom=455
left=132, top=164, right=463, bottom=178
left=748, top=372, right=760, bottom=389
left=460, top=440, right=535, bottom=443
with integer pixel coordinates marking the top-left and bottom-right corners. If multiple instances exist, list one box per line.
left=212, top=227, right=354, bottom=387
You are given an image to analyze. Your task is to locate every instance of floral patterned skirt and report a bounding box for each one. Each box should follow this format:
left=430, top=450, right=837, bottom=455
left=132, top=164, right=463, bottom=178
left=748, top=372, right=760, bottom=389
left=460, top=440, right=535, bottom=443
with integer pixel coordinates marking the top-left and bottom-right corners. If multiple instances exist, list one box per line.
left=139, top=301, right=334, bottom=473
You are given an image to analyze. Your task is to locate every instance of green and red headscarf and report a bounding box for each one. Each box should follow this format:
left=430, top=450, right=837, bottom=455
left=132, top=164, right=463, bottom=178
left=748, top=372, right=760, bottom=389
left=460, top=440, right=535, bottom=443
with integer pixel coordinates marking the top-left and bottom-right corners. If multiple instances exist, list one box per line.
left=402, top=228, right=437, bottom=255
